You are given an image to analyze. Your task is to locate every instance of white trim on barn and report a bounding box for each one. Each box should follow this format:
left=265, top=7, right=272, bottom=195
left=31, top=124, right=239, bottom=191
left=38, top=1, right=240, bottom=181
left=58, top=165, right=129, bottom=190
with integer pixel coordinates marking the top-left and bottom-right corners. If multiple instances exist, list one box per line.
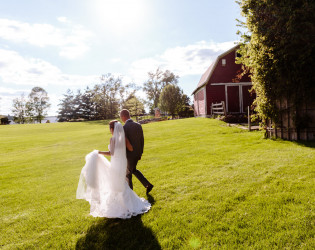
left=203, top=86, right=207, bottom=115
left=238, top=85, right=243, bottom=113
left=212, top=82, right=252, bottom=113
left=211, top=82, right=252, bottom=86
left=192, top=44, right=242, bottom=95
left=225, top=85, right=228, bottom=112
left=224, top=85, right=229, bottom=112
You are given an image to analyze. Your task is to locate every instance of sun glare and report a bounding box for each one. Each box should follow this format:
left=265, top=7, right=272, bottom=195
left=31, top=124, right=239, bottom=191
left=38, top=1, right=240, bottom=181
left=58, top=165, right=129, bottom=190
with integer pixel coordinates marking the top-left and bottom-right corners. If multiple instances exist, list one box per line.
left=93, top=0, right=148, bottom=35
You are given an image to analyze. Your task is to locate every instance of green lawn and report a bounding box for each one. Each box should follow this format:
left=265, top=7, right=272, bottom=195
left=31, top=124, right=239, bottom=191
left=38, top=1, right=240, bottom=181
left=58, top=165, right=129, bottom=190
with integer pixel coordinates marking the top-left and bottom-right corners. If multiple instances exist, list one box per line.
left=0, top=118, right=314, bottom=249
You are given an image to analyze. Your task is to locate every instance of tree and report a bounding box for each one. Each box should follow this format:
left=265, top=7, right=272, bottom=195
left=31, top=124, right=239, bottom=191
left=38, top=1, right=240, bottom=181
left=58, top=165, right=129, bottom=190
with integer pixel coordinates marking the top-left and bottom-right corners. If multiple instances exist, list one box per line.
left=236, top=0, right=315, bottom=133
left=0, top=117, right=10, bottom=125
left=178, top=94, right=194, bottom=118
left=58, top=89, right=75, bottom=122
left=11, top=94, right=28, bottom=124
left=73, top=89, right=83, bottom=120
left=158, top=84, right=184, bottom=118
left=143, top=68, right=179, bottom=112
left=79, top=87, right=97, bottom=120
left=58, top=88, right=99, bottom=121
left=28, top=87, right=51, bottom=123
left=119, top=82, right=141, bottom=110
left=92, top=74, right=122, bottom=119
left=122, top=94, right=145, bottom=117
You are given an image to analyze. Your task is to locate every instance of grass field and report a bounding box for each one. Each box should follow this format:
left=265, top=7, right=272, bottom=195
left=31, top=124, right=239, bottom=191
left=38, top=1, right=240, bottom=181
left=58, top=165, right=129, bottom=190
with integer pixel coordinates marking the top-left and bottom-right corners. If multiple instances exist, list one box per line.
left=1, top=118, right=314, bottom=249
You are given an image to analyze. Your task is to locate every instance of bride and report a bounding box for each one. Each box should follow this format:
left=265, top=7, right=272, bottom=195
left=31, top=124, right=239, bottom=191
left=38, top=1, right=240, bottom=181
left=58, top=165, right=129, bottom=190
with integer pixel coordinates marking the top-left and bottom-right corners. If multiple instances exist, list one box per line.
left=76, top=120, right=151, bottom=218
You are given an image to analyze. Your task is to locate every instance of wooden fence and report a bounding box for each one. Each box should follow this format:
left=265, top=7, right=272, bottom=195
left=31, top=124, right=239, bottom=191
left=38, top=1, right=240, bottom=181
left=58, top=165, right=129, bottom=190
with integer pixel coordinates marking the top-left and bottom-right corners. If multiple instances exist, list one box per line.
left=211, top=101, right=226, bottom=116
left=266, top=98, right=315, bottom=141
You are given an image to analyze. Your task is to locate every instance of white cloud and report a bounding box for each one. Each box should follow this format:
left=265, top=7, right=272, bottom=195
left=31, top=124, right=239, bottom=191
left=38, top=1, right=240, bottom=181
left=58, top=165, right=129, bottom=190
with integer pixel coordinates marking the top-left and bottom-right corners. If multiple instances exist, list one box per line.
left=48, top=93, right=62, bottom=116
left=57, top=16, right=69, bottom=23
left=0, top=87, right=28, bottom=116
left=0, top=49, right=100, bottom=115
left=110, top=58, right=122, bottom=63
left=0, top=49, right=98, bottom=87
left=0, top=40, right=238, bottom=115
left=129, top=40, right=237, bottom=83
left=0, top=18, right=93, bottom=59
left=0, top=89, right=59, bottom=116
left=0, top=86, right=28, bottom=96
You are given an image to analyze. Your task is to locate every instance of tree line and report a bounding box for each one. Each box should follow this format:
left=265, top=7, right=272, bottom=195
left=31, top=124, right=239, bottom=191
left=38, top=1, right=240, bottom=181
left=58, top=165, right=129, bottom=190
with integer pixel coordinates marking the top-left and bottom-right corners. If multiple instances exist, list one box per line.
left=7, top=68, right=193, bottom=124
left=58, top=68, right=193, bottom=122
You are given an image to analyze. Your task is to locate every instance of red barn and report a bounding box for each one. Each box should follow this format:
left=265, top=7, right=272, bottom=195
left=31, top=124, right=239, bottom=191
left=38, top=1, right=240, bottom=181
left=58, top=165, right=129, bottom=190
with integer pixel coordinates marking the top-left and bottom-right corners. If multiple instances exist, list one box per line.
left=192, top=45, right=255, bottom=117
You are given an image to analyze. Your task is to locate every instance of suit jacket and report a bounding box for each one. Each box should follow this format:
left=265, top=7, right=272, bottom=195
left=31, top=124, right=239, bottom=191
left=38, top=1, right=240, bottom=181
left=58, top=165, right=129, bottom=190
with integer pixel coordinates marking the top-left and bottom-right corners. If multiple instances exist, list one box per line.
left=123, top=119, right=144, bottom=161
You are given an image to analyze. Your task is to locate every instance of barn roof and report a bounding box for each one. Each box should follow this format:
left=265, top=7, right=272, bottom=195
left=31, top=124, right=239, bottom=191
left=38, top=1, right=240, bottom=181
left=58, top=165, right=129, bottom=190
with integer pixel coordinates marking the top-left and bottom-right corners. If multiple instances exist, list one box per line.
left=192, top=44, right=240, bottom=95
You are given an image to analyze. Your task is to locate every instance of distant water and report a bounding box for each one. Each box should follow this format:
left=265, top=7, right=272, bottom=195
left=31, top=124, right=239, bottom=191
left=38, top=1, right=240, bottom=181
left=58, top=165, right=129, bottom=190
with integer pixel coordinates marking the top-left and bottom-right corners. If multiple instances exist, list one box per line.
left=38, top=116, right=58, bottom=123
left=7, top=116, right=58, bottom=125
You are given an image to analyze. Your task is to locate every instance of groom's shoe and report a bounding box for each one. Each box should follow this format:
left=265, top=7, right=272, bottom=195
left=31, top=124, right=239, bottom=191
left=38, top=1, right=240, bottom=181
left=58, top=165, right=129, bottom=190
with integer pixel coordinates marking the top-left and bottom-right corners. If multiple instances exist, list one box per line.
left=146, top=184, right=154, bottom=195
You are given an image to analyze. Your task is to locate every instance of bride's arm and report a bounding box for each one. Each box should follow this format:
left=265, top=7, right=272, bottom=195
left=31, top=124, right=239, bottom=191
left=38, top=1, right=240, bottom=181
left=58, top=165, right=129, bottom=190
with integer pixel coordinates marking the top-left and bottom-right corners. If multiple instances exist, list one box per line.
left=98, top=150, right=111, bottom=156
left=98, top=138, right=114, bottom=156
left=126, top=137, right=133, bottom=151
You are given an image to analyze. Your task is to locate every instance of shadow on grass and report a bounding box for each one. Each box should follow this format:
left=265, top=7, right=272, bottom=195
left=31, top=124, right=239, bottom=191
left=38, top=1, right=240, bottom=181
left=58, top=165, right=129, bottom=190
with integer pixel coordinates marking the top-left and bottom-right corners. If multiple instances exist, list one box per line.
left=76, top=214, right=161, bottom=250
left=293, top=140, right=315, bottom=148
left=147, top=194, right=156, bottom=206
left=270, top=137, right=315, bottom=148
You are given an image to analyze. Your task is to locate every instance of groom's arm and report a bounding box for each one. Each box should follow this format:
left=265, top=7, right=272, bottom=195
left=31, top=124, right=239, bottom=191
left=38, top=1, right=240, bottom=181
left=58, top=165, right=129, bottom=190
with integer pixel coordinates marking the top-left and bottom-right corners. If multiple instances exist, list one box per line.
left=140, top=126, right=144, bottom=157
left=126, top=137, right=133, bottom=151
left=123, top=124, right=132, bottom=150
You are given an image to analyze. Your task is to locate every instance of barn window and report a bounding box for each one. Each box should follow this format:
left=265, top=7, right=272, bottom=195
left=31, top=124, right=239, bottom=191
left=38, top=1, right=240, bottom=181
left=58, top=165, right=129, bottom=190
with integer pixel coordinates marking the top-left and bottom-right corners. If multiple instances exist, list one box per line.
left=222, top=59, right=226, bottom=66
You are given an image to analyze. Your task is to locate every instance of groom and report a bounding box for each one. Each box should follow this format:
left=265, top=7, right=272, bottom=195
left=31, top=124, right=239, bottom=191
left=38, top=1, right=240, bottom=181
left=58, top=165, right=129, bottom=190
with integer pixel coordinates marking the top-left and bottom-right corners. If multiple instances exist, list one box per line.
left=120, top=109, right=154, bottom=194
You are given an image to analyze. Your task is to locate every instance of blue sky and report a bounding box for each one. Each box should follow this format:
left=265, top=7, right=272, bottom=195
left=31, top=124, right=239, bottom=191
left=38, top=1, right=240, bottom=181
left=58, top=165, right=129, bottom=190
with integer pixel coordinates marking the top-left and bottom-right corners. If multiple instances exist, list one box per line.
left=0, top=0, right=242, bottom=115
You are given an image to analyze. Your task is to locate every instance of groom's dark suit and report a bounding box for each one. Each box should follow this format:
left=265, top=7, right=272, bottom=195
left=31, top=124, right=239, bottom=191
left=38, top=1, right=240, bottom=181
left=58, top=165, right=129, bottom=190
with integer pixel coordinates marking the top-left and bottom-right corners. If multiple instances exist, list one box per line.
left=123, top=119, right=151, bottom=190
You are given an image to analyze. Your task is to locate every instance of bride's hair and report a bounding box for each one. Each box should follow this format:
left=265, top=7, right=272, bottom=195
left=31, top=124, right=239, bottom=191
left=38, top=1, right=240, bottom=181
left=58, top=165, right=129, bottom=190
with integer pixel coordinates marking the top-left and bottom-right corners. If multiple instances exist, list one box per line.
left=109, top=120, right=118, bottom=131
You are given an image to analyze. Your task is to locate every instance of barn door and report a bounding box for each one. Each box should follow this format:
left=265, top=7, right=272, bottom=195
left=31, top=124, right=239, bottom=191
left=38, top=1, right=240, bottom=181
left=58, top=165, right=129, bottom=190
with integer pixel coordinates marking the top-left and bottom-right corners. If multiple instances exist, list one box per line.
left=242, top=85, right=255, bottom=112
left=226, top=86, right=240, bottom=112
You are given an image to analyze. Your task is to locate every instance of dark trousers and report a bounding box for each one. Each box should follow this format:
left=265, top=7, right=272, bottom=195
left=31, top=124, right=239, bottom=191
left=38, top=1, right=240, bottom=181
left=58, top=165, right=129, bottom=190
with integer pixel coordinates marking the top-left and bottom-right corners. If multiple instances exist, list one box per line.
left=126, top=158, right=150, bottom=190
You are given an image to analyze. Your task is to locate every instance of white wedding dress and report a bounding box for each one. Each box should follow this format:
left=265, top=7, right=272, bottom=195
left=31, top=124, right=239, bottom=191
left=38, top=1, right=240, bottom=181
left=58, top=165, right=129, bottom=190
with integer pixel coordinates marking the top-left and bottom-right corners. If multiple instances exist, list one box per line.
left=76, top=122, right=151, bottom=219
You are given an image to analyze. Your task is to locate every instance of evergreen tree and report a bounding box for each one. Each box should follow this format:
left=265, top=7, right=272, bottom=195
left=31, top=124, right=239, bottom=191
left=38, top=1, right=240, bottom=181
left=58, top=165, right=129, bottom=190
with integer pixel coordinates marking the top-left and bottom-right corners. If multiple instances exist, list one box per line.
left=73, top=90, right=83, bottom=120
left=57, top=89, right=75, bottom=122
left=80, top=87, right=97, bottom=120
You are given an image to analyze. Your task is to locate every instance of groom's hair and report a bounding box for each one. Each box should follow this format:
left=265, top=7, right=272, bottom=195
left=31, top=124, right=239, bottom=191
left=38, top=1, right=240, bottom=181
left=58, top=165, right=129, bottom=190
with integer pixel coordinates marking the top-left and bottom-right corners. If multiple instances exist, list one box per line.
left=120, top=109, right=130, bottom=118
left=109, top=120, right=118, bottom=130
